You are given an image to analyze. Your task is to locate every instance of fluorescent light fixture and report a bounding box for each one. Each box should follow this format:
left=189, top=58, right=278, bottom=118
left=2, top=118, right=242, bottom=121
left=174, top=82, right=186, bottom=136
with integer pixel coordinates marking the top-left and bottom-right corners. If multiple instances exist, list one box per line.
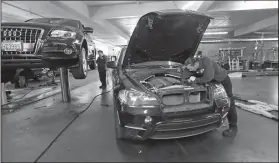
left=204, top=32, right=228, bottom=35
left=201, top=40, right=223, bottom=43
left=241, top=1, right=278, bottom=10
left=201, top=38, right=278, bottom=43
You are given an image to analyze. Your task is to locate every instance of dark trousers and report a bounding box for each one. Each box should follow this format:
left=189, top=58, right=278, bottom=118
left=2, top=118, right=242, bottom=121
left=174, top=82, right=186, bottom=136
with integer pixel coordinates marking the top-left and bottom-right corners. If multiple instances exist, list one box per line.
left=98, top=70, right=107, bottom=86
left=220, top=75, right=238, bottom=126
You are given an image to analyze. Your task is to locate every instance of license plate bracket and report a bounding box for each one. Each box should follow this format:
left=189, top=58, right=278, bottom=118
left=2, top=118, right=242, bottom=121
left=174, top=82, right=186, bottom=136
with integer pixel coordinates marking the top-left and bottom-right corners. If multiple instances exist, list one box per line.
left=1, top=40, right=23, bottom=52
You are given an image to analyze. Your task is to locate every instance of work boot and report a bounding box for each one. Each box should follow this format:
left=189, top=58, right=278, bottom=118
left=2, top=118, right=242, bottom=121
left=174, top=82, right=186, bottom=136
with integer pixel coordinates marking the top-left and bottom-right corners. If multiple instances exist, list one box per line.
left=222, top=124, right=238, bottom=137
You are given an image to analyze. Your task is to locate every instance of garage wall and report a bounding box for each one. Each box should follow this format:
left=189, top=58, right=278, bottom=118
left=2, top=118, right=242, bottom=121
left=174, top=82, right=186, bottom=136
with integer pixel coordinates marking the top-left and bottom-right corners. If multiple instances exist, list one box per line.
left=94, top=41, right=121, bottom=57
left=94, top=41, right=110, bottom=55
left=197, top=41, right=278, bottom=61
left=109, top=47, right=121, bottom=57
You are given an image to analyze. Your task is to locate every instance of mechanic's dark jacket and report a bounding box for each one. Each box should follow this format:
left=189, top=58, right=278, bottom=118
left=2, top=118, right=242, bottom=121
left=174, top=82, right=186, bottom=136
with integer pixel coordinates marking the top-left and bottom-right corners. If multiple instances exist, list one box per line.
left=96, top=56, right=107, bottom=72
left=182, top=56, right=228, bottom=83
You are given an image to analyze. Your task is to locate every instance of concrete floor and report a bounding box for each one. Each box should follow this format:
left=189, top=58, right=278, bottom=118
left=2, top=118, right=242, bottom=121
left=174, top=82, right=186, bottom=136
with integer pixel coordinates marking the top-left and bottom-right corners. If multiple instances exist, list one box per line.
left=2, top=73, right=278, bottom=162
left=231, top=76, right=278, bottom=105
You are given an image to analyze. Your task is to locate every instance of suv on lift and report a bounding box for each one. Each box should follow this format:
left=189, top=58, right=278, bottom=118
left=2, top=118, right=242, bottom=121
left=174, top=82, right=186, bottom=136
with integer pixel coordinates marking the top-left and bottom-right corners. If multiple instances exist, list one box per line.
left=1, top=18, right=94, bottom=82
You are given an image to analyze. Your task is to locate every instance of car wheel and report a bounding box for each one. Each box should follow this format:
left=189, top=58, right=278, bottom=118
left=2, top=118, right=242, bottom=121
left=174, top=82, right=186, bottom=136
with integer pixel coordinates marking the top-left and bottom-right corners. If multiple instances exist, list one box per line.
left=113, top=100, right=125, bottom=140
left=89, top=63, right=96, bottom=70
left=71, top=47, right=88, bottom=79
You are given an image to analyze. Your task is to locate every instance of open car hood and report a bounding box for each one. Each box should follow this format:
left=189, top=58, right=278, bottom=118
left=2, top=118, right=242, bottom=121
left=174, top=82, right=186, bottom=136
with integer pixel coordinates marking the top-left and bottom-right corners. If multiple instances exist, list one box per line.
left=123, top=9, right=212, bottom=66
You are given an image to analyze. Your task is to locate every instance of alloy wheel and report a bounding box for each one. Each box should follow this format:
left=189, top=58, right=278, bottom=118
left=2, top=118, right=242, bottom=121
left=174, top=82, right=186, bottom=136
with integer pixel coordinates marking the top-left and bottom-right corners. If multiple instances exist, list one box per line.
left=82, top=48, right=88, bottom=75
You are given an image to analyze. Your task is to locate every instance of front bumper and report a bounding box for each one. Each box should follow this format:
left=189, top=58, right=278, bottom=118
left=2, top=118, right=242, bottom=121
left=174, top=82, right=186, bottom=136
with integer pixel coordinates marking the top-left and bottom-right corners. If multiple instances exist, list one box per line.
left=1, top=55, right=45, bottom=69
left=1, top=38, right=81, bottom=69
left=119, top=107, right=229, bottom=140
left=40, top=38, right=80, bottom=60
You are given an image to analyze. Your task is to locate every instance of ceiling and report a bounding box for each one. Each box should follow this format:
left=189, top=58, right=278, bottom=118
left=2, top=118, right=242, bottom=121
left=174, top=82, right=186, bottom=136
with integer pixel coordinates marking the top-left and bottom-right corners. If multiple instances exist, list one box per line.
left=2, top=1, right=278, bottom=46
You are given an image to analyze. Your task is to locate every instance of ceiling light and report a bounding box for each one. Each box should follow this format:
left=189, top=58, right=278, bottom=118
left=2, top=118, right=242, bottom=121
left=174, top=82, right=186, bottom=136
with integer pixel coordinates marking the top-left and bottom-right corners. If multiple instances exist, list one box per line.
left=204, top=32, right=228, bottom=35
left=201, top=38, right=278, bottom=43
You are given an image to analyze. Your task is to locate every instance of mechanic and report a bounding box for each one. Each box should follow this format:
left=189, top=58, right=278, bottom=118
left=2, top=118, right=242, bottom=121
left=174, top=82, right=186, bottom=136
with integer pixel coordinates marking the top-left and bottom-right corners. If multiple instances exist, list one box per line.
left=96, top=50, right=107, bottom=89
left=181, top=55, right=238, bottom=137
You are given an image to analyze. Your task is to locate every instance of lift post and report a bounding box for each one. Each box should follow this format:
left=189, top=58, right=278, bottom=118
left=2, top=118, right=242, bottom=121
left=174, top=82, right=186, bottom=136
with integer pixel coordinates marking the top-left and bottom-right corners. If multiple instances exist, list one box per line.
left=59, top=68, right=71, bottom=102
left=1, top=83, right=8, bottom=105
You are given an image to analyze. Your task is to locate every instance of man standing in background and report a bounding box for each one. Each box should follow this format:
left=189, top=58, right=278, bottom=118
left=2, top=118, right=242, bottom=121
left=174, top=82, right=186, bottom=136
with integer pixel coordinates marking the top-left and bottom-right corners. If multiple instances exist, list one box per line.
left=96, top=50, right=107, bottom=89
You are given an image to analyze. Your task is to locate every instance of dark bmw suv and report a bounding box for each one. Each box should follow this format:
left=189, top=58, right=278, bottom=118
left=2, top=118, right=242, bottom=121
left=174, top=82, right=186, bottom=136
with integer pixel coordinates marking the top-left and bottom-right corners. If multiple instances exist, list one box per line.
left=1, top=18, right=94, bottom=82
left=107, top=10, right=231, bottom=140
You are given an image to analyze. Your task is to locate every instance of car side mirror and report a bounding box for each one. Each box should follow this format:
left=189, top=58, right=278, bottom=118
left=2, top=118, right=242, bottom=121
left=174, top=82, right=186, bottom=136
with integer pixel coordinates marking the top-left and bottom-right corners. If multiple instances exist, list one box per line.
left=84, top=27, right=93, bottom=33
left=107, top=61, right=117, bottom=69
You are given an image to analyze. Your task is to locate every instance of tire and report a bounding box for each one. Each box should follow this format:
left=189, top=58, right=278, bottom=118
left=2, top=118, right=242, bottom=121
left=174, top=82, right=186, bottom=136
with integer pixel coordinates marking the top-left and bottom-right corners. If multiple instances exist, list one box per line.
left=70, top=47, right=88, bottom=79
left=114, top=109, right=125, bottom=140
left=113, top=96, right=125, bottom=140
left=89, top=63, right=96, bottom=70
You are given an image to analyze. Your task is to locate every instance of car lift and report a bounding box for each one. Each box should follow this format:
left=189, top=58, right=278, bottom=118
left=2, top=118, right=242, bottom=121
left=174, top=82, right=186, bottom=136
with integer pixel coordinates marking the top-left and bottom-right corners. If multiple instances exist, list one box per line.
left=59, top=67, right=71, bottom=102
left=1, top=67, right=71, bottom=106
left=1, top=83, right=8, bottom=105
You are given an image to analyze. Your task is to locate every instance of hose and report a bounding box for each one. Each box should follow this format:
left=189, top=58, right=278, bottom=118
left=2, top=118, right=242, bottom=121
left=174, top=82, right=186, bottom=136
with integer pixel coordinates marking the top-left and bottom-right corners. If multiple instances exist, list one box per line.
left=34, top=83, right=113, bottom=162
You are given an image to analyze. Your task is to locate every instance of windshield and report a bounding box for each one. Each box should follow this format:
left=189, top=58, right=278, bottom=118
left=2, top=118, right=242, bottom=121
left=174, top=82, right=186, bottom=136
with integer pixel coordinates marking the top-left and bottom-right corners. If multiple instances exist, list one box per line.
left=25, top=18, right=79, bottom=28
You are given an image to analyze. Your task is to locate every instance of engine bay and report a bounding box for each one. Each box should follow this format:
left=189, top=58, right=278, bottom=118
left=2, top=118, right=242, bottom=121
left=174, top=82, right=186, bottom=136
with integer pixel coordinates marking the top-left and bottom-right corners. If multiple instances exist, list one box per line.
left=128, top=68, right=207, bottom=93
left=140, top=73, right=182, bottom=91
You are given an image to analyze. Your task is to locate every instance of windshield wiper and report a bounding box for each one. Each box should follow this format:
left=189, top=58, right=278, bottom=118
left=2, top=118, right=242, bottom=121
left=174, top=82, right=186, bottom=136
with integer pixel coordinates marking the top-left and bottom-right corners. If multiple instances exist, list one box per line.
left=146, top=64, right=181, bottom=68
left=127, top=64, right=180, bottom=69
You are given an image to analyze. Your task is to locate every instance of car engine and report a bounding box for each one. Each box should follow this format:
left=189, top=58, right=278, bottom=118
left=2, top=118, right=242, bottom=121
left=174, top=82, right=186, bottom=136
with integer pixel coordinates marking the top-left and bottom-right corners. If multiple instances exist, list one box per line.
left=140, top=73, right=182, bottom=90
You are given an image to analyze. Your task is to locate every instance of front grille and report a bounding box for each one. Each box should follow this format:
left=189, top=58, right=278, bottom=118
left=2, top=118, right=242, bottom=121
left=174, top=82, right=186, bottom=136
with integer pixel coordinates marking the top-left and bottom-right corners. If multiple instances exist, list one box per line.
left=1, top=27, right=42, bottom=43
left=1, top=27, right=42, bottom=55
left=151, top=122, right=220, bottom=139
left=162, top=107, right=215, bottom=120
left=161, top=88, right=210, bottom=106
left=188, top=91, right=207, bottom=103
left=2, top=51, right=34, bottom=55
left=162, top=93, right=184, bottom=105
left=156, top=115, right=220, bottom=131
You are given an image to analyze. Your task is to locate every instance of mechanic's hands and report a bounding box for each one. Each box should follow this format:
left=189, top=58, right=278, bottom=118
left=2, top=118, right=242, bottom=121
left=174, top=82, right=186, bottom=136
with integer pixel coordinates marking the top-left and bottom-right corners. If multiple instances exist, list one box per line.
left=185, top=76, right=196, bottom=83
left=189, top=76, right=196, bottom=82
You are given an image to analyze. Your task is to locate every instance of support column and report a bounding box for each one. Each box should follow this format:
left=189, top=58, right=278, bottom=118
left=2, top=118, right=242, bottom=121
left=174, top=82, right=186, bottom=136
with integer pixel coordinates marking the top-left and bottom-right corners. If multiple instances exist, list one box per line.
left=1, top=83, right=7, bottom=105
left=59, top=68, right=71, bottom=102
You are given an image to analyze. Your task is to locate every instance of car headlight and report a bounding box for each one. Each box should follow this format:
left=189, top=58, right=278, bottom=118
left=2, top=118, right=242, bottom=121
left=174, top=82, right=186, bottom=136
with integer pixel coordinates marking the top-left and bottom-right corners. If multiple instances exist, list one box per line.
left=118, top=89, right=160, bottom=107
left=213, top=83, right=228, bottom=99
left=212, top=83, right=230, bottom=108
left=50, top=30, right=76, bottom=39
